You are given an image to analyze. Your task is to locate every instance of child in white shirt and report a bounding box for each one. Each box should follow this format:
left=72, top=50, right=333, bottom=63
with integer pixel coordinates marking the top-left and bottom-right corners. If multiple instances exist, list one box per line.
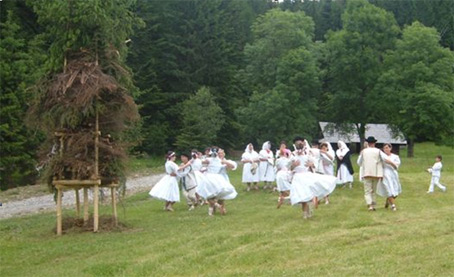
left=427, top=155, right=447, bottom=193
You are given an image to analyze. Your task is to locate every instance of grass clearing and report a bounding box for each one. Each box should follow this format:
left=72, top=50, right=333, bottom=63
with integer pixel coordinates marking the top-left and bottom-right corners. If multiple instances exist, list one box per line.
left=0, top=143, right=453, bottom=276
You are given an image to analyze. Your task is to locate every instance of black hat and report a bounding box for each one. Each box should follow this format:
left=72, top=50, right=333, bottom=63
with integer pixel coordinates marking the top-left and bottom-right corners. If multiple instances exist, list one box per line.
left=365, top=136, right=377, bottom=143
left=293, top=136, right=304, bottom=143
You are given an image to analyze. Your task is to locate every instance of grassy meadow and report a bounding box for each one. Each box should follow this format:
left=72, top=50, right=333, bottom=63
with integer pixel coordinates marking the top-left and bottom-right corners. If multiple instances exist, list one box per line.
left=1, top=143, right=453, bottom=276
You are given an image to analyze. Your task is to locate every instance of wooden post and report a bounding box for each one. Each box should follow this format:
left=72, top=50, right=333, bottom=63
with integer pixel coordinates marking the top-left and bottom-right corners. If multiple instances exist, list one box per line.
left=75, top=189, right=80, bottom=218
left=57, top=188, right=62, bottom=236
left=111, top=186, right=118, bottom=226
left=83, top=188, right=89, bottom=225
left=93, top=185, right=99, bottom=232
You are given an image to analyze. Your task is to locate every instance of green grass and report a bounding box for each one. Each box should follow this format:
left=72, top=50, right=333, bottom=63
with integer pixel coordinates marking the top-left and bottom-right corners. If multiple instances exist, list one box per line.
left=1, top=143, right=453, bottom=276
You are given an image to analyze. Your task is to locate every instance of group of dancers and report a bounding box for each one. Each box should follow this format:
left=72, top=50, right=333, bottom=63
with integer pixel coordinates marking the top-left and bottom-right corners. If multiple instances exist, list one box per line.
left=241, top=137, right=338, bottom=219
left=149, top=135, right=407, bottom=219
left=149, top=147, right=238, bottom=216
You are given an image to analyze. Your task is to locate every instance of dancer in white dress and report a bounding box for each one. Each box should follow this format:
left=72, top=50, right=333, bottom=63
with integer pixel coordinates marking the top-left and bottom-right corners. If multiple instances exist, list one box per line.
left=319, top=142, right=336, bottom=204
left=336, top=140, right=354, bottom=188
left=276, top=149, right=292, bottom=208
left=290, top=142, right=337, bottom=219
left=149, top=151, right=188, bottom=211
left=259, top=141, right=275, bottom=190
left=197, top=147, right=237, bottom=216
left=217, top=148, right=238, bottom=215
left=376, top=143, right=402, bottom=211
left=241, top=143, right=260, bottom=191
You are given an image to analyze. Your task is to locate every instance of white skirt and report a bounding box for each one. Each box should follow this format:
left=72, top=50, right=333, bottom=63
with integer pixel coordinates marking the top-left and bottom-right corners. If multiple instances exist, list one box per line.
left=149, top=175, right=180, bottom=202
left=276, top=170, right=292, bottom=192
left=242, top=163, right=259, bottom=183
left=290, top=172, right=315, bottom=205
left=309, top=173, right=337, bottom=199
left=196, top=172, right=237, bottom=200
left=337, top=164, right=353, bottom=184
left=259, top=161, right=275, bottom=182
left=377, top=169, right=401, bottom=197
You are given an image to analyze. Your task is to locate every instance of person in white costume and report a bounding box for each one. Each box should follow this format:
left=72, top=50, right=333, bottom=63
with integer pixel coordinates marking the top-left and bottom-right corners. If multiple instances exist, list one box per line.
left=196, top=147, right=237, bottom=216
left=259, top=141, right=275, bottom=190
left=276, top=149, right=292, bottom=209
left=426, top=155, right=447, bottom=193
left=376, top=143, right=402, bottom=211
left=275, top=141, right=288, bottom=159
left=319, top=142, right=336, bottom=204
left=177, top=153, right=199, bottom=211
left=241, top=143, right=260, bottom=191
left=217, top=148, right=238, bottom=215
left=149, top=151, right=189, bottom=211
left=358, top=142, right=369, bottom=182
left=336, top=140, right=354, bottom=188
left=290, top=141, right=337, bottom=219
left=189, top=149, right=205, bottom=206
left=357, top=136, right=383, bottom=211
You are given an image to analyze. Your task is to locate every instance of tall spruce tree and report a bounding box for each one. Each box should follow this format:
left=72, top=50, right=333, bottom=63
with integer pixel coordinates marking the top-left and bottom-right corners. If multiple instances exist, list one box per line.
left=0, top=10, right=44, bottom=190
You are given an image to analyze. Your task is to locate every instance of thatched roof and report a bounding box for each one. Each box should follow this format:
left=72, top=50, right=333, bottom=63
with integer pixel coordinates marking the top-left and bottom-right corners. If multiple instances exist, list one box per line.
left=319, top=122, right=407, bottom=145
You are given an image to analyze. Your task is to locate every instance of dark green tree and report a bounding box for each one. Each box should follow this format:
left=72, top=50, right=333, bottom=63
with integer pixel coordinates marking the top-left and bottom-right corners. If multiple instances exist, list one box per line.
left=238, top=9, right=320, bottom=144
left=322, top=0, right=400, bottom=146
left=378, top=22, right=454, bottom=156
left=175, top=87, right=225, bottom=151
left=0, top=10, right=44, bottom=190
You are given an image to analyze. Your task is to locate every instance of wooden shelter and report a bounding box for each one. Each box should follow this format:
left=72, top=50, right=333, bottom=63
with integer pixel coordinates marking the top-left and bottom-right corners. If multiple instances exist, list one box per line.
left=318, top=122, right=407, bottom=154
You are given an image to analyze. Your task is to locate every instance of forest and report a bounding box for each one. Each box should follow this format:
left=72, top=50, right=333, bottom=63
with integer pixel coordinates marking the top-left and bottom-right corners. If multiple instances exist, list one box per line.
left=1, top=0, right=453, bottom=189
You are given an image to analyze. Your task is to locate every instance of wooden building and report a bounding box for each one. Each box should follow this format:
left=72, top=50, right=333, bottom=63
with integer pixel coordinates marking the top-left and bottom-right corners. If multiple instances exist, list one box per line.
left=318, top=122, right=407, bottom=154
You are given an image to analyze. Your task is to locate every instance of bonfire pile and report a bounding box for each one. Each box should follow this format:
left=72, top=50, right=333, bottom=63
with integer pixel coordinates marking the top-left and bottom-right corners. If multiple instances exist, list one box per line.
left=29, top=52, right=139, bottom=186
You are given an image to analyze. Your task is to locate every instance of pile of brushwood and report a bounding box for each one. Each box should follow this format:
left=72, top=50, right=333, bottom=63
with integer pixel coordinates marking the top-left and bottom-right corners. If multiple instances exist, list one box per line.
left=28, top=51, right=139, bottom=188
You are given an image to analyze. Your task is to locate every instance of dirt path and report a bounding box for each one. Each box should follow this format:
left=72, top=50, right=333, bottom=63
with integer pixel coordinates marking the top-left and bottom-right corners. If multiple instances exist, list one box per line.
left=0, top=174, right=164, bottom=220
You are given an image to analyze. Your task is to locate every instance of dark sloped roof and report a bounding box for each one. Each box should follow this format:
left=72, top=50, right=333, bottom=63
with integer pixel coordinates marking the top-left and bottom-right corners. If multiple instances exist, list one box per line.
left=319, top=122, right=407, bottom=144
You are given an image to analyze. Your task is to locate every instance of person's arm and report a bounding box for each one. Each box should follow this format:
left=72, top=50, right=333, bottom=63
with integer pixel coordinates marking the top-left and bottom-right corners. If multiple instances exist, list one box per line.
left=357, top=153, right=363, bottom=166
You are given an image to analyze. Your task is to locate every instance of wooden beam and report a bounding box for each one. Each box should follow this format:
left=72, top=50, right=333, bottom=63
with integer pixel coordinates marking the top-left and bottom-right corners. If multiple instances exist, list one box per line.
left=111, top=187, right=118, bottom=226
left=56, top=188, right=62, bottom=236
left=83, top=188, right=89, bottom=225
left=93, top=185, right=99, bottom=232
left=75, top=189, right=80, bottom=218
left=53, top=179, right=101, bottom=186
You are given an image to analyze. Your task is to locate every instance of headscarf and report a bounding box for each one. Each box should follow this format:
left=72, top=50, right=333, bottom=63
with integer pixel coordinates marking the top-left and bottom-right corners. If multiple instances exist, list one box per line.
left=321, top=141, right=335, bottom=161
left=262, top=141, right=271, bottom=151
left=245, top=143, right=254, bottom=153
left=336, top=140, right=350, bottom=157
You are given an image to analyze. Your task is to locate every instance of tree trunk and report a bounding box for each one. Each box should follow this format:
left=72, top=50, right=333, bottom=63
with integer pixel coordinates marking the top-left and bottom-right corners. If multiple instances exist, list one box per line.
left=356, top=123, right=366, bottom=152
left=407, top=138, right=414, bottom=158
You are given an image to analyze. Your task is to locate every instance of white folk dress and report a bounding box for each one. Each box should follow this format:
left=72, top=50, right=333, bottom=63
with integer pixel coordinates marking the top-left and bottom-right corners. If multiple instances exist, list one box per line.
left=290, top=155, right=337, bottom=205
left=259, top=142, right=275, bottom=182
left=275, top=157, right=292, bottom=192
left=241, top=147, right=260, bottom=183
left=149, top=160, right=180, bottom=202
left=196, top=157, right=237, bottom=200
left=377, top=153, right=402, bottom=198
